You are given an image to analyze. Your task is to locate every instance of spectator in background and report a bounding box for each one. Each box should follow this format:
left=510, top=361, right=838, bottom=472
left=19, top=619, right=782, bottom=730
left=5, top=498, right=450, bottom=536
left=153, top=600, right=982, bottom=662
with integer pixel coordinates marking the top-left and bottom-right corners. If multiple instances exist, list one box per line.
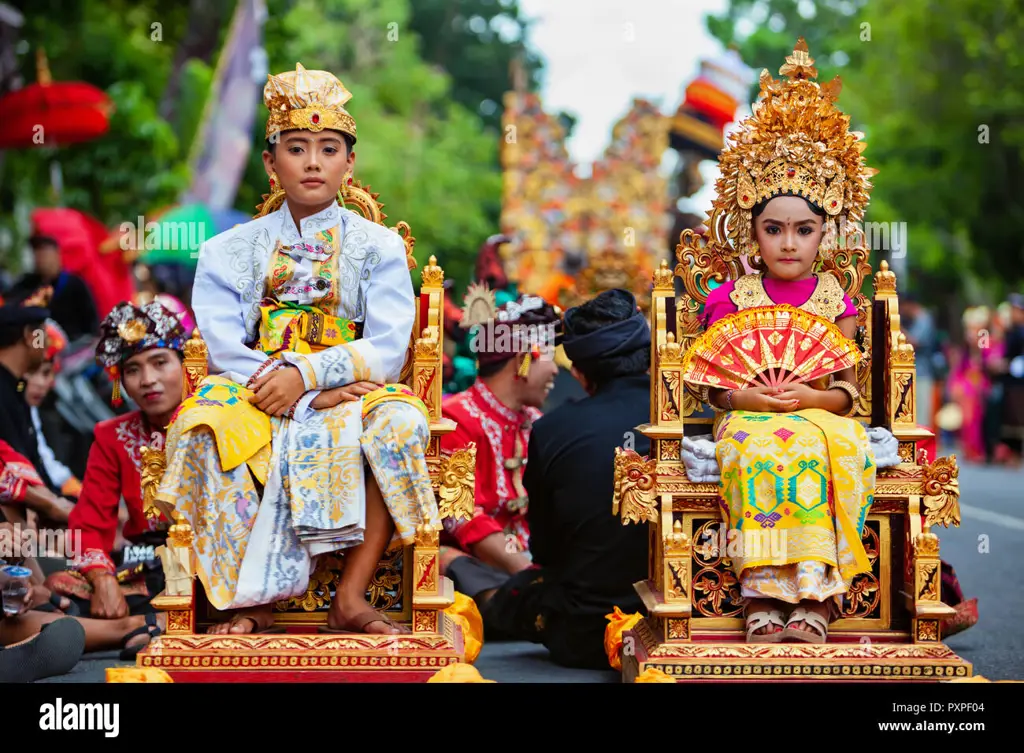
left=9, top=235, right=100, bottom=340
left=901, top=294, right=937, bottom=430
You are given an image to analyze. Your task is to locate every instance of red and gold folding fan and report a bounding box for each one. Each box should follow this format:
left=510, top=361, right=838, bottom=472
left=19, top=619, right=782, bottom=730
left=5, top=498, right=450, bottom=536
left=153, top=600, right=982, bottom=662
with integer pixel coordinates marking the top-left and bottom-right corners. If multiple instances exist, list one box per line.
left=681, top=305, right=863, bottom=390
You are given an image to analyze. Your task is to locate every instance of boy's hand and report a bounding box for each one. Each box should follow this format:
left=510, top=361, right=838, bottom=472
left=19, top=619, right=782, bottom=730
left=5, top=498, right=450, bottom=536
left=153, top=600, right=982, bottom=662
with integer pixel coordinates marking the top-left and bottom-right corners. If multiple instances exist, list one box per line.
left=249, top=366, right=306, bottom=417
left=310, top=382, right=381, bottom=410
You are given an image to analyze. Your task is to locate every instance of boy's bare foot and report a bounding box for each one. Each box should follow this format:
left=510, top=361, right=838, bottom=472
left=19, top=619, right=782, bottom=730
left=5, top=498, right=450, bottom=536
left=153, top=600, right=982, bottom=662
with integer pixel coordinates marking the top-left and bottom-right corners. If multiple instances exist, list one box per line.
left=207, top=604, right=276, bottom=634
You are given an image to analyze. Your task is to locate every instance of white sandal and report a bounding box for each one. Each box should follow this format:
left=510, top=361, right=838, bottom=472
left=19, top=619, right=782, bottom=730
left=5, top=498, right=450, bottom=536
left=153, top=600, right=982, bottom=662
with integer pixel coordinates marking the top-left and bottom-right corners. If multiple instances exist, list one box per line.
left=781, top=607, right=829, bottom=644
left=745, top=608, right=786, bottom=643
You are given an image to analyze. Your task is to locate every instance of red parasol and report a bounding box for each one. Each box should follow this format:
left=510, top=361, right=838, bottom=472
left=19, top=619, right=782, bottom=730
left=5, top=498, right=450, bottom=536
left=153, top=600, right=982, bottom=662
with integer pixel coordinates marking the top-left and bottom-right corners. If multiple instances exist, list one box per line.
left=31, top=207, right=135, bottom=320
left=0, top=49, right=113, bottom=150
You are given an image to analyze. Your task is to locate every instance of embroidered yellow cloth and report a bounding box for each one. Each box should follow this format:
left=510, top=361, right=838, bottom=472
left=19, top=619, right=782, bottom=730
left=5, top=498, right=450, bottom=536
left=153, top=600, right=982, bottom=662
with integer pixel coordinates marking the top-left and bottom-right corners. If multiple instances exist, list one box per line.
left=635, top=667, right=676, bottom=683
left=170, top=376, right=273, bottom=482
left=361, top=384, right=431, bottom=426
left=444, top=591, right=484, bottom=663
left=106, top=667, right=174, bottom=683
left=427, top=663, right=496, bottom=683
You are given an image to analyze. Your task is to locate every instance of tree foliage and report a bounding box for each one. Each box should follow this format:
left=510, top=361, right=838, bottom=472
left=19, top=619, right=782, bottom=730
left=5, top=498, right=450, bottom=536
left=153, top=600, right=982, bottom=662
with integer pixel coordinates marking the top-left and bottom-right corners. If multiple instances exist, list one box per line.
left=705, top=0, right=1023, bottom=305
left=1, top=0, right=536, bottom=291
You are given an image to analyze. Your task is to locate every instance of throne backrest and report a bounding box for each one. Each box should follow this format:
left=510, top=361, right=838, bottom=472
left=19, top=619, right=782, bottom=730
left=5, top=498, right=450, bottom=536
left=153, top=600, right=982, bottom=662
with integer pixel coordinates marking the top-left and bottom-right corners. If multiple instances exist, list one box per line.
left=665, top=213, right=876, bottom=425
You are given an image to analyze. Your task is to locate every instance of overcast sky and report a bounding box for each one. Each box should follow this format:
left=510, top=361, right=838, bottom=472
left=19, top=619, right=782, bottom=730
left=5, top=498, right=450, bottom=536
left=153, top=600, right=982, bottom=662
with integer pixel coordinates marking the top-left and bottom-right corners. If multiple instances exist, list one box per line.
left=516, top=0, right=738, bottom=215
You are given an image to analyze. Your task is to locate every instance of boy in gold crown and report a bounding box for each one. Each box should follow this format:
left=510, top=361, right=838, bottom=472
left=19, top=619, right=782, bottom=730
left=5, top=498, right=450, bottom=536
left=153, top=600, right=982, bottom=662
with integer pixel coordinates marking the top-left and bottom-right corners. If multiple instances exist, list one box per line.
left=155, top=64, right=439, bottom=635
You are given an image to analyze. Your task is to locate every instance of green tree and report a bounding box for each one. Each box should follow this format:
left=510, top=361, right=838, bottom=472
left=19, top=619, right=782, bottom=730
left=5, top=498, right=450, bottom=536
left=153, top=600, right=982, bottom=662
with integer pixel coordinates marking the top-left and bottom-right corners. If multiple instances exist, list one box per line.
left=0, top=0, right=204, bottom=273
left=406, top=0, right=544, bottom=133
left=705, top=0, right=1024, bottom=304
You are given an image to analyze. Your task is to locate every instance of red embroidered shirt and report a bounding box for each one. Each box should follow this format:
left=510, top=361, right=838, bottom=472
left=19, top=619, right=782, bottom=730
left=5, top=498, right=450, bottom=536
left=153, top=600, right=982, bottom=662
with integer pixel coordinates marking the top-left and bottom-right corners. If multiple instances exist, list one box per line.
left=68, top=411, right=169, bottom=575
left=440, top=380, right=541, bottom=552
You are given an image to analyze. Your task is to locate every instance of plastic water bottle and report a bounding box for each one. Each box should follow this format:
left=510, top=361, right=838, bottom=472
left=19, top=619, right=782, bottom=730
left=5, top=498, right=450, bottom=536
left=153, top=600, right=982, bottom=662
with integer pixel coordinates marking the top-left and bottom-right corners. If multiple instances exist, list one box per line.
left=1, top=566, right=31, bottom=616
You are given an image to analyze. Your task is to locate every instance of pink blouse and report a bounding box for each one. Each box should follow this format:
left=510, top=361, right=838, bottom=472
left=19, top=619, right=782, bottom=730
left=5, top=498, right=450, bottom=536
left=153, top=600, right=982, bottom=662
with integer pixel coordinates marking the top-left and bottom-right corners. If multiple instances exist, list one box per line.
left=701, top=276, right=857, bottom=328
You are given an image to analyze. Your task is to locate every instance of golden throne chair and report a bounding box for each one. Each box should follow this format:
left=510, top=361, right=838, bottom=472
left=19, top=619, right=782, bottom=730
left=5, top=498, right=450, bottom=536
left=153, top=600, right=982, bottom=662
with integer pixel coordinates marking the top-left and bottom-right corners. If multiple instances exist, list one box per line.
left=134, top=182, right=477, bottom=682
left=612, top=218, right=972, bottom=682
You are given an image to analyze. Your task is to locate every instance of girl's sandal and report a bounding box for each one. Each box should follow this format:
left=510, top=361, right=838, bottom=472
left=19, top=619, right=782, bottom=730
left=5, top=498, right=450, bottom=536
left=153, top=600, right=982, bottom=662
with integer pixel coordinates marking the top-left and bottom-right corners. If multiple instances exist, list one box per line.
left=745, top=608, right=786, bottom=643
left=781, top=607, right=829, bottom=644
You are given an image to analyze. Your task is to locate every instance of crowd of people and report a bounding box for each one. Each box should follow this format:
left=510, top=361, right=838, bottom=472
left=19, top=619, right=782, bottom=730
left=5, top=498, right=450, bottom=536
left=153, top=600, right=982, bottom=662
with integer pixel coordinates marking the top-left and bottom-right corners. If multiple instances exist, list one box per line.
left=0, top=55, right=994, bottom=684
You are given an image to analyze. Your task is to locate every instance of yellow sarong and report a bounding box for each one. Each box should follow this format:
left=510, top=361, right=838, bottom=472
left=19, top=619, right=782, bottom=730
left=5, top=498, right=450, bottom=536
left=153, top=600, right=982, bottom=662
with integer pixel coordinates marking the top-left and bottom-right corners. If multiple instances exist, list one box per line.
left=714, top=408, right=876, bottom=602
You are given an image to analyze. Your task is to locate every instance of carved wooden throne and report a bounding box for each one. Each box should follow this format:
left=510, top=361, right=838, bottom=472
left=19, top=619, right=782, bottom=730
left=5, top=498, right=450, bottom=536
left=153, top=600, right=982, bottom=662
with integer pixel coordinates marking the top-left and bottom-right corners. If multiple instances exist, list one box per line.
left=135, top=182, right=477, bottom=682
left=612, top=216, right=972, bottom=682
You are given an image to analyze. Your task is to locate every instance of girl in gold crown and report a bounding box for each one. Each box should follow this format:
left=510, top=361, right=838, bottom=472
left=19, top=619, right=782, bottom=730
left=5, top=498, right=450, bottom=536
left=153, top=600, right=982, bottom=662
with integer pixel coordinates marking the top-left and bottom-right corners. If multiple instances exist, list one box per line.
left=155, top=64, right=439, bottom=635
left=686, top=41, right=877, bottom=644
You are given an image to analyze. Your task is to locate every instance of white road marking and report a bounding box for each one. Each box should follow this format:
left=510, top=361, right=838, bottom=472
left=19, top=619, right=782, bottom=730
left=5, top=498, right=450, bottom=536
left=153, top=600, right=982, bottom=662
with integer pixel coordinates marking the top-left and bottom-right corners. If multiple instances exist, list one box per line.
left=959, top=503, right=1024, bottom=532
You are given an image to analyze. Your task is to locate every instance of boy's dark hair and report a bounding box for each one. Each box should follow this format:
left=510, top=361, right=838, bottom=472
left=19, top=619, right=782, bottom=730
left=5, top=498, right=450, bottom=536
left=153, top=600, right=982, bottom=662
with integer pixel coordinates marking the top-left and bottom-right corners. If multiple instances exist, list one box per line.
left=564, top=290, right=650, bottom=388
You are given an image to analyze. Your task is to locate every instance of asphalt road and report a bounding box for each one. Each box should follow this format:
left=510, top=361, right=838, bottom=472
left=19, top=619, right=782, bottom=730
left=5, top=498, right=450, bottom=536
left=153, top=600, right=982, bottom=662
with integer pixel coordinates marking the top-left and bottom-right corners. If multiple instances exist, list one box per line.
left=31, top=452, right=1023, bottom=684
left=936, top=457, right=1024, bottom=681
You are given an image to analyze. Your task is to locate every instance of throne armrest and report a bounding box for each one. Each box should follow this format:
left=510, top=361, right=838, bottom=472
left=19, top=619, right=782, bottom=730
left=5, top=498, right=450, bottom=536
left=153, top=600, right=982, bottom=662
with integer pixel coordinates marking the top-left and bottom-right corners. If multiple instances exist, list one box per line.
left=411, top=255, right=445, bottom=422
left=181, top=329, right=209, bottom=400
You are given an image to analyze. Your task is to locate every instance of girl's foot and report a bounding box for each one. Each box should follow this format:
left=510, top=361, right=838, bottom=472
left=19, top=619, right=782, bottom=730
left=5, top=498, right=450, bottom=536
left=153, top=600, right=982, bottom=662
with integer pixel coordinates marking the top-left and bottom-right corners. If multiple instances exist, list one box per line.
left=744, top=598, right=786, bottom=642
left=782, top=600, right=830, bottom=643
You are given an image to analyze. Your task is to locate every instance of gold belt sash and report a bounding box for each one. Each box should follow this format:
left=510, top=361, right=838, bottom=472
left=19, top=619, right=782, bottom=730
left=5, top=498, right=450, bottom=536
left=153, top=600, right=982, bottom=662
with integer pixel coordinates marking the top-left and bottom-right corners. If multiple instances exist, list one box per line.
left=258, top=300, right=361, bottom=358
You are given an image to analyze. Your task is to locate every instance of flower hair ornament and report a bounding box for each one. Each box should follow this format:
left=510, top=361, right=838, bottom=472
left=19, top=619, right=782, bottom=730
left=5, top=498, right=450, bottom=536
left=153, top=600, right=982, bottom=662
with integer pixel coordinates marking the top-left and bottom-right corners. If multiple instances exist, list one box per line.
left=96, top=300, right=187, bottom=406
left=459, top=282, right=562, bottom=378
left=711, top=38, right=878, bottom=261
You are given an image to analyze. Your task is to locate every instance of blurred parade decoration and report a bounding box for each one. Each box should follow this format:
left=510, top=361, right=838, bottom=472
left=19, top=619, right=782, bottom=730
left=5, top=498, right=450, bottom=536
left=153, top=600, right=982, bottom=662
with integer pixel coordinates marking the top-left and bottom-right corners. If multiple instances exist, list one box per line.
left=31, top=207, right=133, bottom=320
left=181, top=0, right=267, bottom=212
left=497, top=49, right=754, bottom=317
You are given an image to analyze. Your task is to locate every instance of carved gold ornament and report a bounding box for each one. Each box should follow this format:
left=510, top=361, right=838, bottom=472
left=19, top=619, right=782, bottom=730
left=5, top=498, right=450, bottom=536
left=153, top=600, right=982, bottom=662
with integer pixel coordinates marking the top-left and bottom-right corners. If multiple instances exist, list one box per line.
left=459, top=282, right=499, bottom=330
left=139, top=445, right=167, bottom=521
left=922, top=456, right=961, bottom=528
left=438, top=444, right=476, bottom=522
left=612, top=448, right=657, bottom=524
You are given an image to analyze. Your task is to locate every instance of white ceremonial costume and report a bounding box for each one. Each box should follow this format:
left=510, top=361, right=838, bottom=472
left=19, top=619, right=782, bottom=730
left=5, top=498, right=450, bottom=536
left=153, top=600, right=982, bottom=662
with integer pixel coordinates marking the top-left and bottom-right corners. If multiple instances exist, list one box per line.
left=155, top=200, right=439, bottom=611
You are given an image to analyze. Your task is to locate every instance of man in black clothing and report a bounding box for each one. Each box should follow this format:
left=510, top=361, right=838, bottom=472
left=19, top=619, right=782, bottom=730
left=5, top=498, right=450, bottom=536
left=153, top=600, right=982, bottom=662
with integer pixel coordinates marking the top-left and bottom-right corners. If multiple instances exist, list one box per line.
left=446, top=288, right=651, bottom=669
left=8, top=235, right=99, bottom=341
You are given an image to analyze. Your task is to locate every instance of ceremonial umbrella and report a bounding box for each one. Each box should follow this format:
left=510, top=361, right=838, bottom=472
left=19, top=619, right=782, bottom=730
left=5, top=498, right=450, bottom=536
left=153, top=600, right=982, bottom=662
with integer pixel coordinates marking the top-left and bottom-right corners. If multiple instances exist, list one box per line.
left=0, top=49, right=114, bottom=199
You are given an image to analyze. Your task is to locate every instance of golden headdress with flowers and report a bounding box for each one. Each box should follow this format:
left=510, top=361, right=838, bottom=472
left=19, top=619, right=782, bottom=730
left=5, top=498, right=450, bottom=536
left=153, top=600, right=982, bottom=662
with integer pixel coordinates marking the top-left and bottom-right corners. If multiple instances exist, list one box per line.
left=264, top=63, right=357, bottom=143
left=712, top=39, right=877, bottom=256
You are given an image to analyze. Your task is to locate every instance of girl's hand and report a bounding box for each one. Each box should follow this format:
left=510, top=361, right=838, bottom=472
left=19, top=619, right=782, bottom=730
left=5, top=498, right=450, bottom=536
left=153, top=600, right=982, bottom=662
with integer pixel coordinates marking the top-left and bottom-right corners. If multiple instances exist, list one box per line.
left=773, top=383, right=822, bottom=411
left=734, top=385, right=800, bottom=413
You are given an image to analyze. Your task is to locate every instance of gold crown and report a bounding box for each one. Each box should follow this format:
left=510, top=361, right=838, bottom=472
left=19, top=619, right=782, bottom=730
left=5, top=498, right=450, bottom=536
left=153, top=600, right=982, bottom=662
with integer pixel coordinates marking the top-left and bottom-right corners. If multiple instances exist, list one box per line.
left=714, top=39, right=877, bottom=253
left=264, top=63, right=357, bottom=142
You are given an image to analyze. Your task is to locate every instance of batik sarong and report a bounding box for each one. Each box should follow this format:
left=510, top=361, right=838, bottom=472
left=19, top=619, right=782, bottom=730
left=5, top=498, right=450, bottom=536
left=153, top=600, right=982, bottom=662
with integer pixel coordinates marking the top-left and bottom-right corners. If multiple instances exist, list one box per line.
left=714, top=408, right=876, bottom=604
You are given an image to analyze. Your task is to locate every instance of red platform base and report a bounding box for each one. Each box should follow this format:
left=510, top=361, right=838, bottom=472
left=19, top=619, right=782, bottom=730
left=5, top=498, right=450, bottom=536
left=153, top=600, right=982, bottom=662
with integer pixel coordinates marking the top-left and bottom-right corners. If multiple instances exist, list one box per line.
left=136, top=615, right=465, bottom=683
left=621, top=619, right=972, bottom=683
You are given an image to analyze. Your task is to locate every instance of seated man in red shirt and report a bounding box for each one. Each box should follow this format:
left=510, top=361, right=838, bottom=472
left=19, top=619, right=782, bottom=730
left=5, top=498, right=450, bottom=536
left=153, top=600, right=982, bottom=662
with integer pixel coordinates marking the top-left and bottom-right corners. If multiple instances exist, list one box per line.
left=47, top=300, right=187, bottom=619
left=439, top=290, right=561, bottom=581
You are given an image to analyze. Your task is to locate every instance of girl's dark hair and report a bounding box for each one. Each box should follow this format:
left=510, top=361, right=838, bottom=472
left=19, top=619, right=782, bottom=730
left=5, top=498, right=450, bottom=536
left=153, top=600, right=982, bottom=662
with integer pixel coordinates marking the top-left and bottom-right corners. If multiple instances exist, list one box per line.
left=752, top=194, right=827, bottom=219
